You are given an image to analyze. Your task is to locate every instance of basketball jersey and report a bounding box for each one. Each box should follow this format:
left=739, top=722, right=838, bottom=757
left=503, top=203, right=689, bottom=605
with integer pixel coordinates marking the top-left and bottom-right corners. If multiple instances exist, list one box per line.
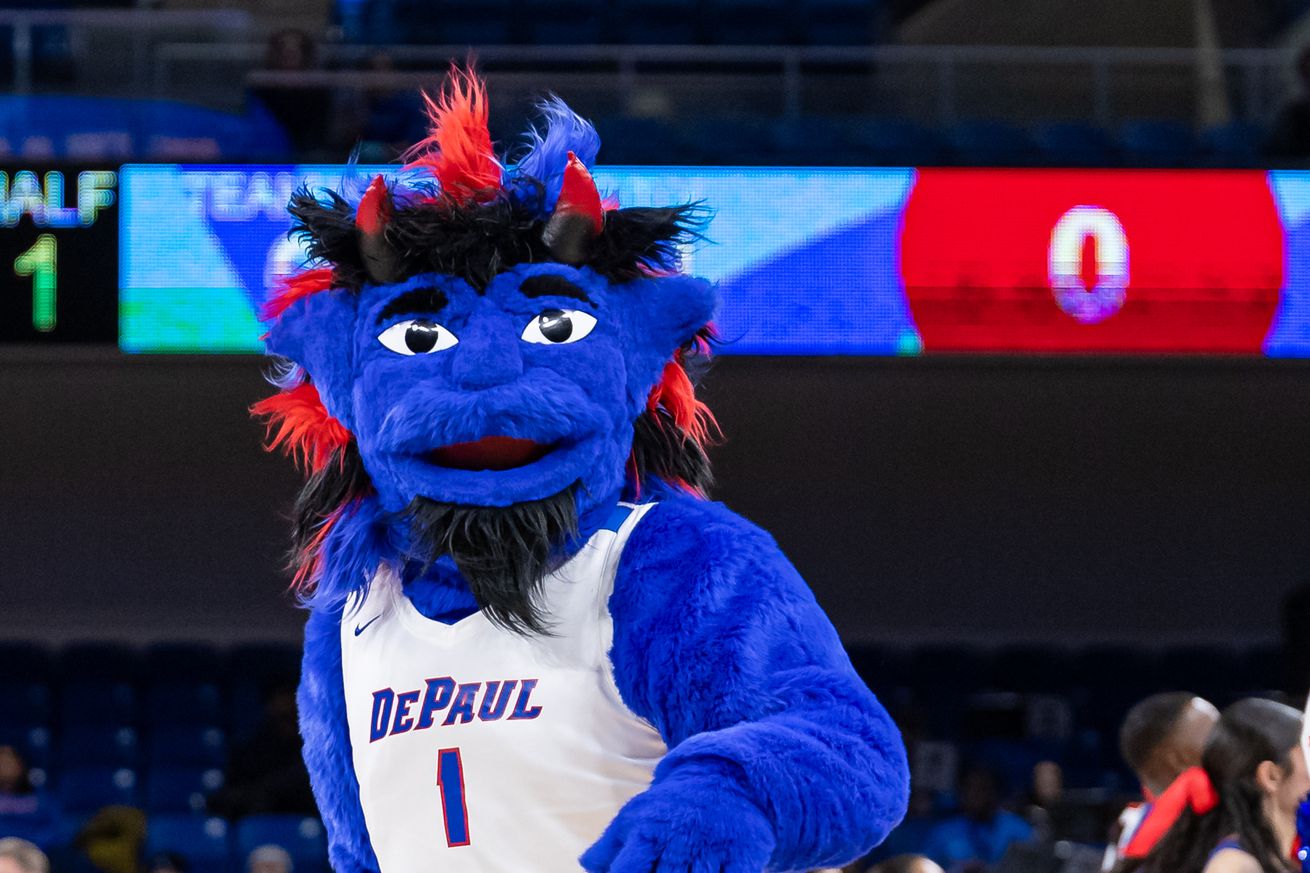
left=1102, top=804, right=1146, bottom=871
left=340, top=502, right=667, bottom=873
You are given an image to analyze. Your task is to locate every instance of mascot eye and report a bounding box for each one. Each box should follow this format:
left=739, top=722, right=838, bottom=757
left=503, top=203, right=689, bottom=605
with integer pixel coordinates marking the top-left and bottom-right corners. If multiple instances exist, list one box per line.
left=378, top=319, right=458, bottom=355
left=521, top=309, right=597, bottom=345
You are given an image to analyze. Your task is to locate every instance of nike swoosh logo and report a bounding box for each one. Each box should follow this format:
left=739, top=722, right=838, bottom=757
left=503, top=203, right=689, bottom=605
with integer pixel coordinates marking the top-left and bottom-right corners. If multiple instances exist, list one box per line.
left=354, top=615, right=382, bottom=637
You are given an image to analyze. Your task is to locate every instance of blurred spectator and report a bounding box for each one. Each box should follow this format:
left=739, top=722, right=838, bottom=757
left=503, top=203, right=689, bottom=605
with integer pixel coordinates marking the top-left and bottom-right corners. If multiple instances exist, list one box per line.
left=246, top=845, right=291, bottom=873
left=1023, top=760, right=1064, bottom=841
left=208, top=685, right=315, bottom=818
left=144, top=853, right=187, bottom=873
left=867, top=855, right=945, bottom=873
left=0, top=746, right=57, bottom=848
left=827, top=854, right=944, bottom=873
left=1123, top=698, right=1307, bottom=873
left=0, top=838, right=49, bottom=873
left=342, top=51, right=424, bottom=163
left=1121, top=693, right=1218, bottom=799
left=922, top=764, right=1033, bottom=872
left=867, top=787, right=940, bottom=863
left=1268, top=45, right=1310, bottom=160
left=1104, top=693, right=1218, bottom=869
left=248, top=29, right=332, bottom=158
left=73, top=806, right=146, bottom=873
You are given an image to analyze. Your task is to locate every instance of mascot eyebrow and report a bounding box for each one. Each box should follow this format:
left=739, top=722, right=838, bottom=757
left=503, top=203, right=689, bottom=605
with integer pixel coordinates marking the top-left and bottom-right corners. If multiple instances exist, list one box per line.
left=518, top=274, right=594, bottom=303
left=376, top=287, right=449, bottom=323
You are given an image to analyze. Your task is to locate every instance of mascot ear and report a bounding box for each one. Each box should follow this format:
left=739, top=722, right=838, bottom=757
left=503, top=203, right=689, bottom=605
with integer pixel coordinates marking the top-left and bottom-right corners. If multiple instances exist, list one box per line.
left=264, top=289, right=360, bottom=429
left=620, top=273, right=717, bottom=389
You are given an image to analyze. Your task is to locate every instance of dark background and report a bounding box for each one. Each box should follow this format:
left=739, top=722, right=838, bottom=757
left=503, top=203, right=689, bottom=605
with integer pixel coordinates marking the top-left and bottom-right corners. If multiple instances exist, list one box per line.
left=3, top=349, right=1307, bottom=645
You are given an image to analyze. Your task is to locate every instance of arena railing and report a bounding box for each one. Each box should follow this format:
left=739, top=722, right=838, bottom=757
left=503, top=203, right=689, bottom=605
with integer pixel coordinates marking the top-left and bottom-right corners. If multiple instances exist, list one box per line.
left=0, top=8, right=252, bottom=96
left=0, top=9, right=1295, bottom=129
left=151, top=42, right=1298, bottom=126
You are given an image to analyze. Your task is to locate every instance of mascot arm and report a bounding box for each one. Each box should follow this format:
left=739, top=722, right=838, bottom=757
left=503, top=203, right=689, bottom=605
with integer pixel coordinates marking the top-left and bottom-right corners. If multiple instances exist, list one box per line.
left=300, top=607, right=381, bottom=873
left=585, top=496, right=909, bottom=873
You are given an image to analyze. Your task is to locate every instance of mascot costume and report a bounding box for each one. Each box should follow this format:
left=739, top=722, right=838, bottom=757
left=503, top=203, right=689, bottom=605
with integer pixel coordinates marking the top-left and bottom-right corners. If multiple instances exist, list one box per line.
left=254, top=70, right=909, bottom=873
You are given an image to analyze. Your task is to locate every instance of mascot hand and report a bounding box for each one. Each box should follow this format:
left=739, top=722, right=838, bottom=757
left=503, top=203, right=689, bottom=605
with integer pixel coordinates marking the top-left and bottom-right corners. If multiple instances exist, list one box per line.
left=580, top=769, right=775, bottom=873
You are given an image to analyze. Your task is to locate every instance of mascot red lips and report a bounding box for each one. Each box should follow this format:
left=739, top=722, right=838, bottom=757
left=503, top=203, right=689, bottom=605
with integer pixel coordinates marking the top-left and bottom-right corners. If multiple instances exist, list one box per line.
left=429, top=436, right=554, bottom=471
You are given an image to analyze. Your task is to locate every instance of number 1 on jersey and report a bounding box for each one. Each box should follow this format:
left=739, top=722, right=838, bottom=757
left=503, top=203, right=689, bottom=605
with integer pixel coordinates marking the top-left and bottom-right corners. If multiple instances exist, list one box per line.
left=436, top=748, right=470, bottom=847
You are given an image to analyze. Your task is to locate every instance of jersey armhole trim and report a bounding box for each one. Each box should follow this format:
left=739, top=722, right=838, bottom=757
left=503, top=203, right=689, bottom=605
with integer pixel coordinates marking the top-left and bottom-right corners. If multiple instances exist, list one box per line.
left=595, top=502, right=663, bottom=737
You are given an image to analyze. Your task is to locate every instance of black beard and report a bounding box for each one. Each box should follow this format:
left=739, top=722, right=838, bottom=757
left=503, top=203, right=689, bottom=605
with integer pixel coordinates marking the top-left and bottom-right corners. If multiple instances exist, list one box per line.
left=399, top=486, right=579, bottom=635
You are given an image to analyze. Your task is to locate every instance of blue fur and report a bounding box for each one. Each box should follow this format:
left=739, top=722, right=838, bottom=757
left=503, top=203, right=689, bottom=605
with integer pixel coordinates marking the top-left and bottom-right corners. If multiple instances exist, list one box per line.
left=299, top=495, right=389, bottom=613
left=267, top=263, right=715, bottom=515
left=589, top=493, right=910, bottom=871
left=276, top=118, right=907, bottom=871
left=300, top=606, right=379, bottom=873
left=507, top=96, right=602, bottom=211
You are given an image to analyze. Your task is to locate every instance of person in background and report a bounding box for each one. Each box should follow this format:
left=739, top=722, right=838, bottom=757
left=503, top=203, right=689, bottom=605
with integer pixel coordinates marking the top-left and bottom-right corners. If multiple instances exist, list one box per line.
left=246, top=845, right=292, bottom=873
left=247, top=28, right=332, bottom=158
left=867, top=855, right=947, bottom=873
left=1123, top=694, right=1220, bottom=801
left=856, top=785, right=941, bottom=868
left=1024, top=760, right=1063, bottom=839
left=1105, top=693, right=1220, bottom=868
left=144, top=852, right=187, bottom=873
left=208, top=685, right=315, bottom=818
left=812, top=851, right=944, bottom=873
left=0, top=838, right=49, bottom=873
left=340, top=51, right=425, bottom=163
left=923, top=764, right=1034, bottom=872
left=0, top=745, right=57, bottom=848
left=1120, top=697, right=1307, bottom=873
left=1268, top=46, right=1310, bottom=162
left=72, top=806, right=146, bottom=873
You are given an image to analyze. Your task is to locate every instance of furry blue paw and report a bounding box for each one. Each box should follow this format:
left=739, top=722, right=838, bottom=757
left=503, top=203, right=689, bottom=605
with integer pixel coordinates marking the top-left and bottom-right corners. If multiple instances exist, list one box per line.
left=580, top=773, right=776, bottom=873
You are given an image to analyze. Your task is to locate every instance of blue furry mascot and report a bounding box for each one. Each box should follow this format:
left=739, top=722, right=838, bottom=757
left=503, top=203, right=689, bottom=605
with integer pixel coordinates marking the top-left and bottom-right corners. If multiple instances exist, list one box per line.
left=254, top=71, right=908, bottom=873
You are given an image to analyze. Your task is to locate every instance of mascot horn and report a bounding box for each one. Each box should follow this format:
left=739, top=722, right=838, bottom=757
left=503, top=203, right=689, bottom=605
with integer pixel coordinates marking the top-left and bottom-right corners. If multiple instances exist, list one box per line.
left=254, top=68, right=908, bottom=873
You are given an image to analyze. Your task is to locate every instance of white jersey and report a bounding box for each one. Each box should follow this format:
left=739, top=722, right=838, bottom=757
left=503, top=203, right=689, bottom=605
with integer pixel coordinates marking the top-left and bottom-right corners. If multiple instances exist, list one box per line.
left=340, top=502, right=667, bottom=873
left=1102, top=803, right=1146, bottom=871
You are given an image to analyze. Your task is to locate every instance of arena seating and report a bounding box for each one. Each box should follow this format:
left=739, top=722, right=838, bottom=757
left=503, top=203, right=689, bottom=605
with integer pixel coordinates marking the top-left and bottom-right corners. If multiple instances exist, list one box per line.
left=0, top=638, right=1283, bottom=865
left=0, top=75, right=1270, bottom=168
left=588, top=114, right=1268, bottom=168
left=146, top=816, right=237, bottom=873
left=349, top=0, right=883, bottom=45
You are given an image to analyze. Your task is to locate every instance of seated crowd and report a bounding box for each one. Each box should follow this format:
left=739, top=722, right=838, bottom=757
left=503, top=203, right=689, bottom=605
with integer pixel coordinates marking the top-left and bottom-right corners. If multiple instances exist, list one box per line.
left=843, top=692, right=1308, bottom=873
left=0, top=640, right=1300, bottom=873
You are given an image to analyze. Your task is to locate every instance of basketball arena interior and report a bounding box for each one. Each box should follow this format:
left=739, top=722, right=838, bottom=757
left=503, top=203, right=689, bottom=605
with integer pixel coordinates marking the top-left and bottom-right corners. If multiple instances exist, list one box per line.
left=3, top=1, right=1310, bottom=872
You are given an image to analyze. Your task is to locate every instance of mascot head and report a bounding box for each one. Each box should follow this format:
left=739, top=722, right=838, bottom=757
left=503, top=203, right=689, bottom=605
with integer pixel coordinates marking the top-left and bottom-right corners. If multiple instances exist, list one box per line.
left=254, top=70, right=718, bottom=631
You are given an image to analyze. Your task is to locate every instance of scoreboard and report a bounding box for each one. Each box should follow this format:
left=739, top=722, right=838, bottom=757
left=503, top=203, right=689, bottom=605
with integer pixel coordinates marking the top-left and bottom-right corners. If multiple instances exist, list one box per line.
left=0, top=167, right=118, bottom=342
left=7, top=162, right=1310, bottom=356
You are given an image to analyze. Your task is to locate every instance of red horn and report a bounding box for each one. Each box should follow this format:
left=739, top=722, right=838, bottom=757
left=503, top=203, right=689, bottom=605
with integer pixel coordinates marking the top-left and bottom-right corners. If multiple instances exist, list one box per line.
left=542, top=151, right=603, bottom=264
left=356, top=174, right=401, bottom=284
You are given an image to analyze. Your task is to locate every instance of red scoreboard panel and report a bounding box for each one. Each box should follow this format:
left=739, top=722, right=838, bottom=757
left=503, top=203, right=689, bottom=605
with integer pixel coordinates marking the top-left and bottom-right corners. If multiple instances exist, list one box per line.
left=900, top=169, right=1286, bottom=354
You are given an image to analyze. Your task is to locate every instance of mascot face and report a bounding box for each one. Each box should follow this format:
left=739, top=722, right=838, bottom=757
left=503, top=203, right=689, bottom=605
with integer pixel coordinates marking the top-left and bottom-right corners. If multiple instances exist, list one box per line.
left=282, top=263, right=712, bottom=512
left=255, top=73, right=718, bottom=626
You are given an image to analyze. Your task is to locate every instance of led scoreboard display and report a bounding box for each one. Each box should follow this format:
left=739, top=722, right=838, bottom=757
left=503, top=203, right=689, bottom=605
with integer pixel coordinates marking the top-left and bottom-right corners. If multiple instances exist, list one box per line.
left=115, top=164, right=1310, bottom=357
left=8, top=162, right=1310, bottom=356
left=0, top=167, right=118, bottom=342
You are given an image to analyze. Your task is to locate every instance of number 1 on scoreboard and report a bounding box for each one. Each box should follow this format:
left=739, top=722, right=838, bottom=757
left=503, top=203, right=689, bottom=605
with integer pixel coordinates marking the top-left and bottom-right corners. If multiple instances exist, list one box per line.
left=14, top=234, right=57, bottom=332
left=436, top=747, right=470, bottom=847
